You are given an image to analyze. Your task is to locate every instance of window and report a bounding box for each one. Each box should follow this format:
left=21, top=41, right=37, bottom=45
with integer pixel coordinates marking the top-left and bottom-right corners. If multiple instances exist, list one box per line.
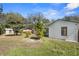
left=61, top=27, right=67, bottom=36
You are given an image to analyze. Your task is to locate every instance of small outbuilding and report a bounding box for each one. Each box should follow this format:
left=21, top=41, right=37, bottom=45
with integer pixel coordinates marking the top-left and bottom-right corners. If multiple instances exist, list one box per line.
left=48, top=19, right=79, bottom=42
left=5, top=28, right=14, bottom=35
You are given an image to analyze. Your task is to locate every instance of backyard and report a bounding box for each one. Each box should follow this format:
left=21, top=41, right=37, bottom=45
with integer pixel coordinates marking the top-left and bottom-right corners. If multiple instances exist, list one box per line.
left=0, top=35, right=79, bottom=56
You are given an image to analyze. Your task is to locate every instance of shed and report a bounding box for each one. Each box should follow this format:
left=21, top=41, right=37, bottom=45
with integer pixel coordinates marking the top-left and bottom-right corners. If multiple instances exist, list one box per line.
left=5, top=28, right=14, bottom=35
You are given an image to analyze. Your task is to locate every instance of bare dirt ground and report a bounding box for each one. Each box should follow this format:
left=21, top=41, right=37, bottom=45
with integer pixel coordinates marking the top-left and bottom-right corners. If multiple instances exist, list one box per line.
left=0, top=35, right=42, bottom=55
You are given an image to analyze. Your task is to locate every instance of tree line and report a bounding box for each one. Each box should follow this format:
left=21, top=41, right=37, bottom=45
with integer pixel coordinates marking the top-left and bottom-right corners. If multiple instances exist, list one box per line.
left=0, top=12, right=79, bottom=38
left=0, top=12, right=50, bottom=38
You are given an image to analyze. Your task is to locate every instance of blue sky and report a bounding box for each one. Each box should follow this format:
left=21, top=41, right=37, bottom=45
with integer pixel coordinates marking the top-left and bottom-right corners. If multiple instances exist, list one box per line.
left=2, top=3, right=79, bottom=20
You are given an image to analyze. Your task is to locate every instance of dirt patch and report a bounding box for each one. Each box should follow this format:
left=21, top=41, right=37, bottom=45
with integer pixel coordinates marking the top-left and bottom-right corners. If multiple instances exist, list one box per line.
left=0, top=35, right=43, bottom=55
left=22, top=38, right=43, bottom=48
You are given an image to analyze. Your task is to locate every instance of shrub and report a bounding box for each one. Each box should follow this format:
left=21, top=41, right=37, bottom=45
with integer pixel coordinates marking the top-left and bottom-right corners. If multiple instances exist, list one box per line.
left=5, top=24, right=11, bottom=28
left=0, top=24, right=5, bottom=35
left=13, top=26, right=20, bottom=35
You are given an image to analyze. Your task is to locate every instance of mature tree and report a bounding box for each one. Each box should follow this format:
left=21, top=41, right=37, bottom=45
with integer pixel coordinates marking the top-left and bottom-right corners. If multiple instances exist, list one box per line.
left=5, top=13, right=24, bottom=24
left=26, top=13, right=51, bottom=38
left=27, top=13, right=48, bottom=38
left=27, top=13, right=50, bottom=29
left=4, top=13, right=25, bottom=35
left=34, top=19, right=45, bottom=38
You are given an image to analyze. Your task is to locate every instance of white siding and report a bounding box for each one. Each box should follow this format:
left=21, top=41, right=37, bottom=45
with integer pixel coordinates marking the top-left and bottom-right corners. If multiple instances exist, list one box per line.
left=49, top=20, right=78, bottom=42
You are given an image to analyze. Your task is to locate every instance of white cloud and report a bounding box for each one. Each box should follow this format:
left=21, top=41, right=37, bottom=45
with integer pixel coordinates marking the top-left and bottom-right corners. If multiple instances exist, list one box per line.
left=65, top=3, right=79, bottom=10
left=43, top=9, right=58, bottom=19
left=65, top=11, right=76, bottom=16
left=44, top=9, right=57, bottom=15
left=43, top=9, right=63, bottom=20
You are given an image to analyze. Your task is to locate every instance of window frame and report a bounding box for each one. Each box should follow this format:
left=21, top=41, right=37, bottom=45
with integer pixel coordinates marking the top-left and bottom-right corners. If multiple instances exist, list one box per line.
left=61, top=27, right=67, bottom=36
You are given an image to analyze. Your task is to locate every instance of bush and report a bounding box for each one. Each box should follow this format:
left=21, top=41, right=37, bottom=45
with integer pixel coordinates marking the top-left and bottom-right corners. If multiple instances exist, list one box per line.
left=0, top=24, right=5, bottom=35
left=5, top=24, right=11, bottom=28
left=13, top=26, right=20, bottom=35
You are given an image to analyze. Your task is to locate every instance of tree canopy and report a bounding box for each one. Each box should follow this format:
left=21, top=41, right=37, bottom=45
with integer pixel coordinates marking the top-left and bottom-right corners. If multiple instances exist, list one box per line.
left=1, top=13, right=25, bottom=28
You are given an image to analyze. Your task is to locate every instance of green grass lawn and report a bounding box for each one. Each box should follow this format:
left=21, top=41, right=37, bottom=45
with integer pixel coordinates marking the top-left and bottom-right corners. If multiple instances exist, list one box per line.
left=0, top=36, right=79, bottom=56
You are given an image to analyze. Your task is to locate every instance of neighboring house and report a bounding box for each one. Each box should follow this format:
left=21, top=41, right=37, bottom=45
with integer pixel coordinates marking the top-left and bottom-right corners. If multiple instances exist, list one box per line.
left=48, top=19, right=79, bottom=42
left=5, top=28, right=14, bottom=35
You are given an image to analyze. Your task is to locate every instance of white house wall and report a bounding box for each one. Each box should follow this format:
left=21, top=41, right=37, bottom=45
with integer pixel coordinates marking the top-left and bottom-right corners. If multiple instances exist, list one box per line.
left=49, top=21, right=78, bottom=42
